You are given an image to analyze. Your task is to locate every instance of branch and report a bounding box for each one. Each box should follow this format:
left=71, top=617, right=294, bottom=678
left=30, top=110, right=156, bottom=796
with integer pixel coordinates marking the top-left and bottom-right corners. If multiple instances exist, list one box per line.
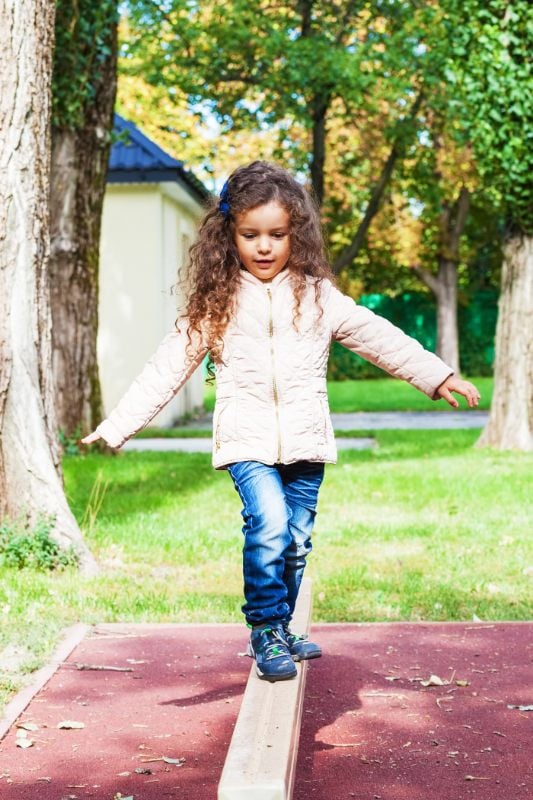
left=332, top=90, right=424, bottom=274
left=411, top=264, right=442, bottom=297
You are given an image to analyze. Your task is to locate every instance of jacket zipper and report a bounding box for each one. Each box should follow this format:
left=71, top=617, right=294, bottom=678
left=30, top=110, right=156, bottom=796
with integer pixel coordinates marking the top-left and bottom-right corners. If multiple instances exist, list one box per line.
left=266, top=286, right=282, bottom=462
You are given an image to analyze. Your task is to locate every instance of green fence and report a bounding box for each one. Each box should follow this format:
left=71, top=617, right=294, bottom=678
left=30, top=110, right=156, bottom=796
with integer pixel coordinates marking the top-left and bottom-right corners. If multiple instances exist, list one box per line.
left=327, top=291, right=498, bottom=379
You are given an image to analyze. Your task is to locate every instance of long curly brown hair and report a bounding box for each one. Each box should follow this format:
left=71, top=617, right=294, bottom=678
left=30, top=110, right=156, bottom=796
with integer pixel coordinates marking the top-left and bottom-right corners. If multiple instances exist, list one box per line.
left=182, top=161, right=335, bottom=366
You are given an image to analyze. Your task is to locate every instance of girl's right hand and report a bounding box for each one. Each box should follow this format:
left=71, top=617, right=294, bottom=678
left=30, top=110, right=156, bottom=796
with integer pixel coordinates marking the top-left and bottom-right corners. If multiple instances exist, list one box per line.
left=80, top=431, right=102, bottom=445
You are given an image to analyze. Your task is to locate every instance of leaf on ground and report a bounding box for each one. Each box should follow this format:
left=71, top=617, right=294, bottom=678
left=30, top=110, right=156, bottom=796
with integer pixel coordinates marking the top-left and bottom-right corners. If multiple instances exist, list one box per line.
left=16, top=738, right=34, bottom=748
left=16, top=722, right=39, bottom=732
left=455, top=680, right=470, bottom=687
left=134, top=767, right=152, bottom=774
left=57, top=720, right=85, bottom=729
left=421, top=674, right=446, bottom=687
left=162, top=757, right=185, bottom=766
left=507, top=704, right=533, bottom=711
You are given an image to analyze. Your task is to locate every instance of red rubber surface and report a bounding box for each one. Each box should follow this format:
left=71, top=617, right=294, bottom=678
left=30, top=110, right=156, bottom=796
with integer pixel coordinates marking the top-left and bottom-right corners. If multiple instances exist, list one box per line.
left=0, top=625, right=250, bottom=799
left=295, top=623, right=532, bottom=800
left=0, top=622, right=531, bottom=799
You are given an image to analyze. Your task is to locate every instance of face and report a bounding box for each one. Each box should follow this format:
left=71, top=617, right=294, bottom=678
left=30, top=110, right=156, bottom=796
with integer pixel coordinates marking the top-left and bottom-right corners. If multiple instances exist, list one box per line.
left=234, top=201, right=290, bottom=282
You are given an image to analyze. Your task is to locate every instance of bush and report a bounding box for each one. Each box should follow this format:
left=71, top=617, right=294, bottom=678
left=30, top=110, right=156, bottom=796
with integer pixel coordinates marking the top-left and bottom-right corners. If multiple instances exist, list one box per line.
left=327, top=291, right=497, bottom=380
left=0, top=516, right=79, bottom=570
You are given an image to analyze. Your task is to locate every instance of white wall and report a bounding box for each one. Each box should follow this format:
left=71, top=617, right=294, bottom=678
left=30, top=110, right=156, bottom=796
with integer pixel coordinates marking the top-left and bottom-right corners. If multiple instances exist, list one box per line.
left=98, top=182, right=205, bottom=427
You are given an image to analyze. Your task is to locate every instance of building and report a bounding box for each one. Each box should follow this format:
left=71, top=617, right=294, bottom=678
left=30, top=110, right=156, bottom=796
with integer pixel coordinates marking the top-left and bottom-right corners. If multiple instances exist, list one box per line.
left=98, top=114, right=210, bottom=426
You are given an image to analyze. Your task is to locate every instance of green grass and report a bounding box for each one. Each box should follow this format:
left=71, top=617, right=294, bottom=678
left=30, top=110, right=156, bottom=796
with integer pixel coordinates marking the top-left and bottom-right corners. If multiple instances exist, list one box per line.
left=0, top=427, right=530, bottom=711
left=203, top=377, right=492, bottom=414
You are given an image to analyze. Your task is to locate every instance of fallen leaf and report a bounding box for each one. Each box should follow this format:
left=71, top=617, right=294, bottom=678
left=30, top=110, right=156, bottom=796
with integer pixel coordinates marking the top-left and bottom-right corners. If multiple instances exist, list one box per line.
left=57, top=720, right=85, bottom=729
left=455, top=680, right=470, bottom=687
left=16, top=738, right=34, bottom=748
left=465, top=775, right=490, bottom=781
left=134, top=767, right=152, bottom=774
left=162, top=757, right=185, bottom=766
left=421, top=674, right=446, bottom=687
left=507, top=704, right=533, bottom=711
left=16, top=722, right=39, bottom=732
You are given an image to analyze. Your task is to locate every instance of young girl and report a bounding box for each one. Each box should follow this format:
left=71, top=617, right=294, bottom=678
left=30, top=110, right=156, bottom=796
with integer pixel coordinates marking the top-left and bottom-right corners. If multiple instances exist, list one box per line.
left=82, top=161, right=480, bottom=682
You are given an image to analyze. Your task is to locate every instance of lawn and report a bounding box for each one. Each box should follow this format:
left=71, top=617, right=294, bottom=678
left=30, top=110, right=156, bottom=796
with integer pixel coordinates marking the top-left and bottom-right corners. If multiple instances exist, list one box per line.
left=0, top=427, right=530, bottom=711
left=203, top=376, right=493, bottom=414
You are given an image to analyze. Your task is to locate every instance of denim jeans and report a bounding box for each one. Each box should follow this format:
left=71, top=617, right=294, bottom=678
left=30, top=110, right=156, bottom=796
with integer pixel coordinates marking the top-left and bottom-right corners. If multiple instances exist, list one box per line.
left=227, top=460, right=325, bottom=626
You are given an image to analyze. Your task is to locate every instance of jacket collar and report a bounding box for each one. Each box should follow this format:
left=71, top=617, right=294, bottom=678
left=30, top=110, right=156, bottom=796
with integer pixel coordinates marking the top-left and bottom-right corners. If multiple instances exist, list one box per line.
left=238, top=267, right=291, bottom=289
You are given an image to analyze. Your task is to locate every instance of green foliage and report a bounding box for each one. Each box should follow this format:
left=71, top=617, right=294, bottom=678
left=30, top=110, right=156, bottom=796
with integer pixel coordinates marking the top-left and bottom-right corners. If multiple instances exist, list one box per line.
left=0, top=516, right=79, bottom=570
left=443, top=0, right=532, bottom=231
left=58, top=426, right=82, bottom=456
left=52, top=0, right=119, bottom=128
left=327, top=291, right=498, bottom=379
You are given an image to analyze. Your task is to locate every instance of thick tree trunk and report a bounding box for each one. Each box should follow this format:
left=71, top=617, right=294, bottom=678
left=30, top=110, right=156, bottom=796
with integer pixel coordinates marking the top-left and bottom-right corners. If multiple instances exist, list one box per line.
left=49, top=15, right=118, bottom=438
left=0, top=0, right=98, bottom=573
left=477, top=232, right=533, bottom=451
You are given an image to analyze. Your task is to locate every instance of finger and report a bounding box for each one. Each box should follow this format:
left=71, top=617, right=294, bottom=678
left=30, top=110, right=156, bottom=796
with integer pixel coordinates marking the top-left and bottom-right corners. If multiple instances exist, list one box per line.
left=80, top=432, right=100, bottom=444
left=440, top=387, right=459, bottom=408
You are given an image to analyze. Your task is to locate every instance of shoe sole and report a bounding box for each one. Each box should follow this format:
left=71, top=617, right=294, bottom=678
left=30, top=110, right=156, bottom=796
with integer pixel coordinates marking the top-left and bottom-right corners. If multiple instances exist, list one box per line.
left=256, top=665, right=297, bottom=682
left=291, top=649, right=322, bottom=662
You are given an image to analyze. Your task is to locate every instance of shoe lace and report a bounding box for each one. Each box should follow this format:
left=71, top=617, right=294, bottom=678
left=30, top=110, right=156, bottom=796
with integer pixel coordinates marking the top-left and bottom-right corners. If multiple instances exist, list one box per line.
left=258, top=627, right=289, bottom=661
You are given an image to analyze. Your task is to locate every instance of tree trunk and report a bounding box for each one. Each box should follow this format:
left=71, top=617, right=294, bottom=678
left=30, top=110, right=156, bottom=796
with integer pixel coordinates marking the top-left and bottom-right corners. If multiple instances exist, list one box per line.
left=477, top=232, right=533, bottom=451
left=434, top=260, right=460, bottom=372
left=412, top=186, right=470, bottom=374
left=0, top=0, right=98, bottom=573
left=49, top=14, right=118, bottom=439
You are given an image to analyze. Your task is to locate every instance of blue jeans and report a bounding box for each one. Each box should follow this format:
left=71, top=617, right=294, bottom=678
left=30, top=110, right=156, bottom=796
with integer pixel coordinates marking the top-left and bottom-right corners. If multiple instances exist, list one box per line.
left=227, top=460, right=325, bottom=626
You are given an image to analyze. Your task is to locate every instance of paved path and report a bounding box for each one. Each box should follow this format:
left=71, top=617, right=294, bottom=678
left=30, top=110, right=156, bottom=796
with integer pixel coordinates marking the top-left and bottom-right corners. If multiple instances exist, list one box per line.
left=1, top=622, right=530, bottom=800
left=159, top=410, right=488, bottom=431
left=124, top=411, right=488, bottom=451
left=124, top=437, right=377, bottom=452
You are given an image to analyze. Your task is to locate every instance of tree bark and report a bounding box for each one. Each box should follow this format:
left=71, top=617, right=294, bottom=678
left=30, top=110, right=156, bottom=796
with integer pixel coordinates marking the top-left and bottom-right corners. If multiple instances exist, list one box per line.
left=0, top=0, right=98, bottom=573
left=49, top=12, right=118, bottom=438
left=477, top=231, right=533, bottom=451
left=412, top=186, right=470, bottom=374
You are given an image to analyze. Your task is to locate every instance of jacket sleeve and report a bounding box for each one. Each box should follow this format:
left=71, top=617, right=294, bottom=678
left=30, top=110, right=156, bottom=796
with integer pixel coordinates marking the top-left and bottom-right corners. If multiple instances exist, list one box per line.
left=325, top=282, right=453, bottom=399
left=96, top=318, right=208, bottom=448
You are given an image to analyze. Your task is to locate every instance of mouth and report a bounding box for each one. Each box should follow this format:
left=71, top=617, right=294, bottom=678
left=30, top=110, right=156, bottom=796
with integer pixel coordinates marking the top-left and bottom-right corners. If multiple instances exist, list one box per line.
left=255, top=259, right=274, bottom=264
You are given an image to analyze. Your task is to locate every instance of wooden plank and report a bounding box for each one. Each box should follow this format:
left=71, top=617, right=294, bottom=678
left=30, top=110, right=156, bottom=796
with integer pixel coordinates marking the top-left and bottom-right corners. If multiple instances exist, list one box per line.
left=218, top=579, right=313, bottom=800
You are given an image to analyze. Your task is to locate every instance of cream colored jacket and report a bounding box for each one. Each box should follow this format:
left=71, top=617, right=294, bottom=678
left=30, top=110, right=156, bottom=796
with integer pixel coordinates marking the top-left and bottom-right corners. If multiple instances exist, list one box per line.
left=96, top=269, right=453, bottom=468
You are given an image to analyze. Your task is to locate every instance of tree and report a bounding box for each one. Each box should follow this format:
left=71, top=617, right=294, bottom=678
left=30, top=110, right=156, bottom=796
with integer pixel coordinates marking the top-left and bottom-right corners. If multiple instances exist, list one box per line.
left=123, top=0, right=432, bottom=258
left=0, top=0, right=97, bottom=570
left=445, top=0, right=532, bottom=450
left=49, top=0, right=119, bottom=439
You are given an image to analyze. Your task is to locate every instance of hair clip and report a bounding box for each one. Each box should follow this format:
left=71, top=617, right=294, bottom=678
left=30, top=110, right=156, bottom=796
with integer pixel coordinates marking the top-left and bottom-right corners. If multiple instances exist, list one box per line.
left=219, top=180, right=231, bottom=218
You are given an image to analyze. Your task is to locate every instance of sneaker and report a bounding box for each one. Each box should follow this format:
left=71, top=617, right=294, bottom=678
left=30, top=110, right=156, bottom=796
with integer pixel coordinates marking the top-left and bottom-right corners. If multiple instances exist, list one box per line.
left=282, top=624, right=322, bottom=662
left=247, top=623, right=298, bottom=682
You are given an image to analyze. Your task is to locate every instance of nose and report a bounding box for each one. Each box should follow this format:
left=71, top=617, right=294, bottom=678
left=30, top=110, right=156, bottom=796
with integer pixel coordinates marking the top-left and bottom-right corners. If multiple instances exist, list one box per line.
left=257, top=235, right=272, bottom=254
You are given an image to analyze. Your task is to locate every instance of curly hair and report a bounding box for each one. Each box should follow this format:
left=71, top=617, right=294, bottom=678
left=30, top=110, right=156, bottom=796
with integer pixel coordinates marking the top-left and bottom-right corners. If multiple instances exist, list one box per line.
left=181, top=161, right=335, bottom=367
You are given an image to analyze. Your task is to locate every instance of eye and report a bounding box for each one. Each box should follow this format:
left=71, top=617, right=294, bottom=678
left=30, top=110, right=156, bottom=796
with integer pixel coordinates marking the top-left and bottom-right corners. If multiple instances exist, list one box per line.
left=272, top=232, right=287, bottom=239
left=242, top=233, right=256, bottom=239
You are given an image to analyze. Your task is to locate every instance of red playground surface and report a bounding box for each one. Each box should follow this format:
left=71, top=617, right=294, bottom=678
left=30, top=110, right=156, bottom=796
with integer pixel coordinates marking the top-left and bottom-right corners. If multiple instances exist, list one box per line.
left=0, top=622, right=531, bottom=799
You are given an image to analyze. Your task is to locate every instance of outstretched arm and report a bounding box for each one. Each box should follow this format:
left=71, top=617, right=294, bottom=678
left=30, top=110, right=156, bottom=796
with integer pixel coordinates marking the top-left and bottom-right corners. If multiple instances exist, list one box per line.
left=80, top=319, right=208, bottom=448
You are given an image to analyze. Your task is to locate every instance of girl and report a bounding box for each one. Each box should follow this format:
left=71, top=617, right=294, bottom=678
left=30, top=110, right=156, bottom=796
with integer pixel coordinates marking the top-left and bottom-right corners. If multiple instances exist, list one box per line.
left=82, top=161, right=480, bottom=682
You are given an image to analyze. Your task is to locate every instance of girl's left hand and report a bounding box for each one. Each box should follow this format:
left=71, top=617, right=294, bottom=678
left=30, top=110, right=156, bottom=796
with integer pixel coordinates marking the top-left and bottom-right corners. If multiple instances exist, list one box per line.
left=437, top=376, right=481, bottom=409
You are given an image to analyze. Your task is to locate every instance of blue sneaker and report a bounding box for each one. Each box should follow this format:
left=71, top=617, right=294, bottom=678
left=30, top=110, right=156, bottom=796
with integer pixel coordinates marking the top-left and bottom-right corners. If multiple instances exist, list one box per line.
left=247, top=623, right=298, bottom=682
left=282, top=624, right=322, bottom=662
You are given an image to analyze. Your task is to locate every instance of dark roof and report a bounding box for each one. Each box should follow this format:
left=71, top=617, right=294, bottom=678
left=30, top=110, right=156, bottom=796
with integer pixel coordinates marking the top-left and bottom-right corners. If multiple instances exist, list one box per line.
left=108, top=113, right=210, bottom=203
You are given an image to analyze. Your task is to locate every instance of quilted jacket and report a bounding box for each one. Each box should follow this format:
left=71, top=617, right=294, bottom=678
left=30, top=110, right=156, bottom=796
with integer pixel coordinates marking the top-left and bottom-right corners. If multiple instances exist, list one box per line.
left=96, top=268, right=453, bottom=467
